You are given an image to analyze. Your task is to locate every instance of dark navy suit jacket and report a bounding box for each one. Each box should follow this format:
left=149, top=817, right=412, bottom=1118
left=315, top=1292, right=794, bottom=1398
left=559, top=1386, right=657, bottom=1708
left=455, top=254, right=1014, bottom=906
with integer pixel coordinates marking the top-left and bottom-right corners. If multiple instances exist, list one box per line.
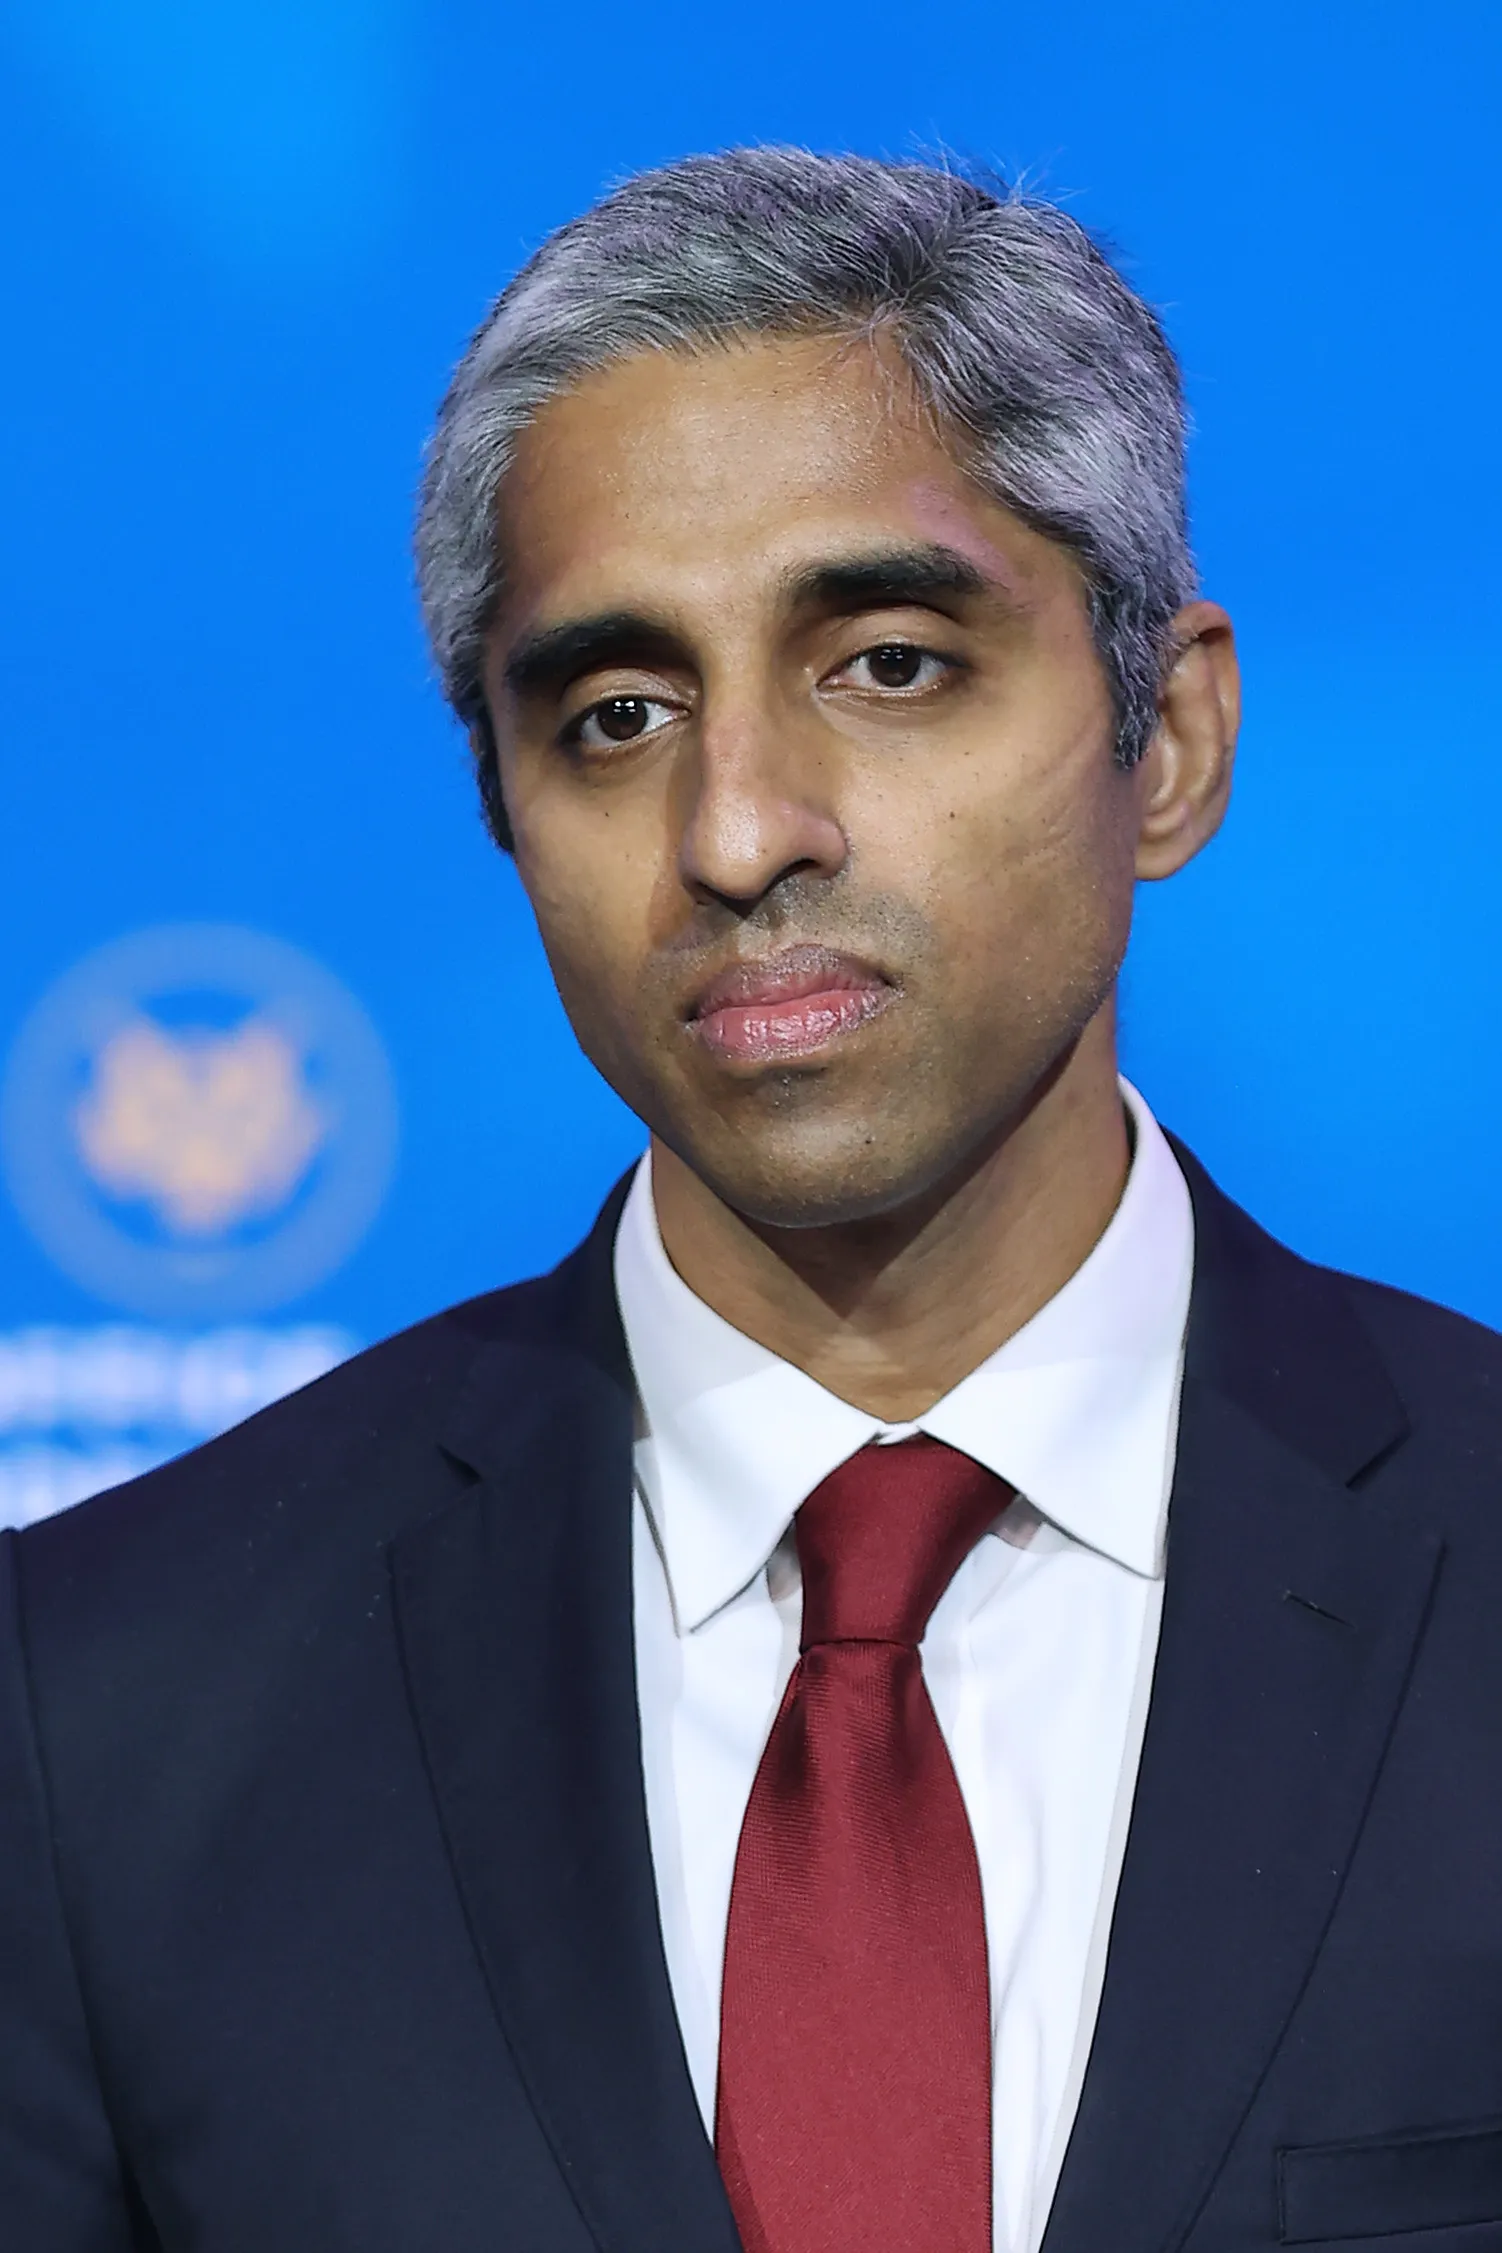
left=3, top=1145, right=1502, bottom=2251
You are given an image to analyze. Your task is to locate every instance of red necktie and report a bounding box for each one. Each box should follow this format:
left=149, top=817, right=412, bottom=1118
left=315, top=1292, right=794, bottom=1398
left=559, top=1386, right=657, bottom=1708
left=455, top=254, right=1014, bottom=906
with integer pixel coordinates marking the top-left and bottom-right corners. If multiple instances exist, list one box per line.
left=715, top=1435, right=1006, bottom=2253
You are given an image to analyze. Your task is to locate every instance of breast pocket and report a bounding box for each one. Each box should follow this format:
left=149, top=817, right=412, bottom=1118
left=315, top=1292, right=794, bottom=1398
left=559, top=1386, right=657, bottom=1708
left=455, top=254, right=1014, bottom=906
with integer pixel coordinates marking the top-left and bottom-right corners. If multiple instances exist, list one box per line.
left=1279, top=2120, right=1502, bottom=2243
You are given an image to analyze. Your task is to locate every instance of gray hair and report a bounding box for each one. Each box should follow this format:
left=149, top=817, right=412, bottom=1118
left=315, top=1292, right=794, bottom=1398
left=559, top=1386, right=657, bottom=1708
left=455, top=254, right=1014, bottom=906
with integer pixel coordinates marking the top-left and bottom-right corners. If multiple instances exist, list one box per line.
left=415, top=147, right=1195, bottom=848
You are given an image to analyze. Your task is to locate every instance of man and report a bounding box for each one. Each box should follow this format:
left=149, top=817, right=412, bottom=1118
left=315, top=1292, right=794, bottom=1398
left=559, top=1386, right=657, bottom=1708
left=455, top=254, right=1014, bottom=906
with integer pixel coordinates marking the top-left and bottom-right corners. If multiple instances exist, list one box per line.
left=3, top=147, right=1500, bottom=2253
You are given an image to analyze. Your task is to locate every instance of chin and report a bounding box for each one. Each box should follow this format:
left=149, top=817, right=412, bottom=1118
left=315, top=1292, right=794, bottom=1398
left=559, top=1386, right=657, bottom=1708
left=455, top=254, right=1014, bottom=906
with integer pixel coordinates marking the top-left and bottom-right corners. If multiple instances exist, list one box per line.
left=682, top=1115, right=962, bottom=1235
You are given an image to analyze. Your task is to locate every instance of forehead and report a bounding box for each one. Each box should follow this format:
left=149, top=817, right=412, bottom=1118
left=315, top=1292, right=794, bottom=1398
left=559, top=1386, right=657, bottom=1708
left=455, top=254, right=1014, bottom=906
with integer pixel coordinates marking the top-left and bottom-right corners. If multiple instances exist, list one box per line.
left=489, top=331, right=1061, bottom=627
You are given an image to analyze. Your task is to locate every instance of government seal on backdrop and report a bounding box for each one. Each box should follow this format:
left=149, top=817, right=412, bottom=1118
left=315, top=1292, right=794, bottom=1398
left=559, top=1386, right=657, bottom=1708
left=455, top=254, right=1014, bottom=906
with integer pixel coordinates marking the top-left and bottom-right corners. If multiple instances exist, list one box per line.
left=0, top=926, right=398, bottom=1320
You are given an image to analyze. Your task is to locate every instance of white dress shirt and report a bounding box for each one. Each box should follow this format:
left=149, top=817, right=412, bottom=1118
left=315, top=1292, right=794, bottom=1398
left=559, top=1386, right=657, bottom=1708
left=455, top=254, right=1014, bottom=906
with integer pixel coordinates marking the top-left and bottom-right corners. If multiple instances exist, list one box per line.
left=615, top=1080, right=1194, bottom=2253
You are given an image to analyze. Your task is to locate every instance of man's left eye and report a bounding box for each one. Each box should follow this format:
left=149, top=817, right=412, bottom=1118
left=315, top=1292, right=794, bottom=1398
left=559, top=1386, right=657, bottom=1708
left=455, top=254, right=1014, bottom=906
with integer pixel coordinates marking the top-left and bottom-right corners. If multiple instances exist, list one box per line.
left=837, top=644, right=949, bottom=692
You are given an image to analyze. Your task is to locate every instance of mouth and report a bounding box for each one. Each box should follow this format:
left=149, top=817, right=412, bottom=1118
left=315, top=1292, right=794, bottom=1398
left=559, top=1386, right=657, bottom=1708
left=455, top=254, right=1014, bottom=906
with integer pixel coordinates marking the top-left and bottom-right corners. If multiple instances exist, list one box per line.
left=685, top=944, right=895, bottom=1065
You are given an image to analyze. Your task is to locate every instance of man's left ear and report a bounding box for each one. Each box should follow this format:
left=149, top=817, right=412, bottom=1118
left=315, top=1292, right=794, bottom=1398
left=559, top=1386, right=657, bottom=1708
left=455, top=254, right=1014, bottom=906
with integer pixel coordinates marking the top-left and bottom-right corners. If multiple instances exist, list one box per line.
left=1133, top=600, right=1240, bottom=880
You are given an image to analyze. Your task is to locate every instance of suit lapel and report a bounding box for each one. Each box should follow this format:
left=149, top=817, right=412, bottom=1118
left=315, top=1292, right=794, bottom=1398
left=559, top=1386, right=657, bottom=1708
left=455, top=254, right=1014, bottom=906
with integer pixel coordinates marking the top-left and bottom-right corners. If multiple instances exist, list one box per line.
left=391, top=1201, right=741, bottom=2253
left=1043, top=1153, right=1443, bottom=2253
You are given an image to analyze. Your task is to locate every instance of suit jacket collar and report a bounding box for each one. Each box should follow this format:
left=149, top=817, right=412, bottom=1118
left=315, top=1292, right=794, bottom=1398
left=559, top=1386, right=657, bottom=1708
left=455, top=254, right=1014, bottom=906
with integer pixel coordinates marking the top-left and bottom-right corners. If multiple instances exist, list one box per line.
left=1041, top=1143, right=1439, bottom=2253
left=1170, top=1133, right=1408, bottom=1486
left=437, top=1173, right=637, bottom=1481
left=395, top=1149, right=1437, bottom=2253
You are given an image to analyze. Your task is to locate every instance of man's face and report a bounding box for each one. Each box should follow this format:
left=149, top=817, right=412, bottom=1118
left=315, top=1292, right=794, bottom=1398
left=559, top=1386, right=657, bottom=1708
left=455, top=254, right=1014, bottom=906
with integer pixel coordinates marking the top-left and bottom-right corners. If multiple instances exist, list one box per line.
left=482, top=331, right=1151, bottom=1230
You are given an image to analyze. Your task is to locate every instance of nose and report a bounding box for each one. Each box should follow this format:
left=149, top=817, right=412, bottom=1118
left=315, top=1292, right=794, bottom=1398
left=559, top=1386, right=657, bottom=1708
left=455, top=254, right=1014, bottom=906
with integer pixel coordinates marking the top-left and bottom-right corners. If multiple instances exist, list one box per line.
left=677, top=691, right=848, bottom=909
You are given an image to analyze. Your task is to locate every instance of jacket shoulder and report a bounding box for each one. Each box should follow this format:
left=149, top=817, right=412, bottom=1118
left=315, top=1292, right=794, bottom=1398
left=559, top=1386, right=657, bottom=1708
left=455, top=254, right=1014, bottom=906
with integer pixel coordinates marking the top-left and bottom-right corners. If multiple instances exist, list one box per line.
left=1339, top=1266, right=1502, bottom=1430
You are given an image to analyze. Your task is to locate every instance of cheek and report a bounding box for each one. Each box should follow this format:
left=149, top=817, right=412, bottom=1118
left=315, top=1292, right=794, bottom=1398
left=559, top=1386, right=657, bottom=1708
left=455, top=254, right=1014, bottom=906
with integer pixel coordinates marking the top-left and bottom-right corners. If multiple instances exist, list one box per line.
left=868, top=744, right=1133, bottom=992
left=514, top=835, right=606, bottom=991
left=514, top=816, right=659, bottom=1026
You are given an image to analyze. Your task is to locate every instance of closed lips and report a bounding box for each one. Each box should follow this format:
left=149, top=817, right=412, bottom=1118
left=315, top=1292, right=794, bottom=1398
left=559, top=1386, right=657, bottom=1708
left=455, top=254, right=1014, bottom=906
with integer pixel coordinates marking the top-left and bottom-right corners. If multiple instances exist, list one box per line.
left=687, top=948, right=893, bottom=1063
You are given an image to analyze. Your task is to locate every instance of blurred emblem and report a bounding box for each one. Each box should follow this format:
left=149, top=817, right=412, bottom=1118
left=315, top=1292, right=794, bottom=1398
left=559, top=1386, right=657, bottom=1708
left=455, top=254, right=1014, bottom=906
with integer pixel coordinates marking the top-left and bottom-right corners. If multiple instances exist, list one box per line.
left=75, top=1016, right=327, bottom=1237
left=1, top=926, right=398, bottom=1319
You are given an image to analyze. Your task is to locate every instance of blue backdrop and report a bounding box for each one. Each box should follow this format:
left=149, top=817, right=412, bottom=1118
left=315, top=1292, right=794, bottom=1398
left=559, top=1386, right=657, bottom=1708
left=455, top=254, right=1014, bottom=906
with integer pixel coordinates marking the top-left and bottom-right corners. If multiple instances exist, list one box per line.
left=2, top=0, right=1498, bottom=1520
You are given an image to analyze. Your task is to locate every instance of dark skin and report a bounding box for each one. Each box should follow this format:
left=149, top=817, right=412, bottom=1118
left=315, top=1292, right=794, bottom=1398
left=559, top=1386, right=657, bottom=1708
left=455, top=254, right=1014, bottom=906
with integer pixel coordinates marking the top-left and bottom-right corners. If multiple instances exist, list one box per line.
left=481, top=331, right=1239, bottom=1420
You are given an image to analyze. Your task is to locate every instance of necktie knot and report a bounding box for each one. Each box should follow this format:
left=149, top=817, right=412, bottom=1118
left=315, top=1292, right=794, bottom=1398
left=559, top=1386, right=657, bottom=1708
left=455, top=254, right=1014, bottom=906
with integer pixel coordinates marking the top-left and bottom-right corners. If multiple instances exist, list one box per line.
left=795, top=1435, right=1011, bottom=1651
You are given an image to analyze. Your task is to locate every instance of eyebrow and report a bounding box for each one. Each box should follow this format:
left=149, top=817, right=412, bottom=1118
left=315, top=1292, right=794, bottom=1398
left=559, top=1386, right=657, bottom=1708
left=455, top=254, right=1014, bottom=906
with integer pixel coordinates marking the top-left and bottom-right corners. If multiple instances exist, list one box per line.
left=501, top=612, right=686, bottom=701
left=780, top=542, right=995, bottom=613
left=499, top=542, right=1001, bottom=702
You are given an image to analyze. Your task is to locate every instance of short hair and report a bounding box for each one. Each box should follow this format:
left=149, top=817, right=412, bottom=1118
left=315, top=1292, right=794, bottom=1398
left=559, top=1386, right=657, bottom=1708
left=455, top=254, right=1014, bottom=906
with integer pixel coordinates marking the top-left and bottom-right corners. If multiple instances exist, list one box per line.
left=415, top=147, right=1195, bottom=850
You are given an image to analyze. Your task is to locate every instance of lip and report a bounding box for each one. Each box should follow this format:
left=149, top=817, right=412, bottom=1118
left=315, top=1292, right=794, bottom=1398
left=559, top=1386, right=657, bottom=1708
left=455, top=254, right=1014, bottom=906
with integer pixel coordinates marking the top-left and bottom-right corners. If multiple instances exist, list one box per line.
left=686, top=944, right=894, bottom=1065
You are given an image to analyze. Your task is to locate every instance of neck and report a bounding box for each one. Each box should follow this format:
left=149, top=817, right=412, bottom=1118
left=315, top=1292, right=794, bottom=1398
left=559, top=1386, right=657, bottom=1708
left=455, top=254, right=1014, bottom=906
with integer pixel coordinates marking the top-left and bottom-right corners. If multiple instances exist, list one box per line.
left=649, top=1006, right=1132, bottom=1422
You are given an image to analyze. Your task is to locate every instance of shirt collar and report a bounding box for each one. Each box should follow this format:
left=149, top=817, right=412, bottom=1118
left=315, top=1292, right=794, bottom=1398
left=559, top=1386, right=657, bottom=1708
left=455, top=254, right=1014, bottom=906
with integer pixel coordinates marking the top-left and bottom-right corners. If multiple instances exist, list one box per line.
left=614, top=1080, right=1193, bottom=1633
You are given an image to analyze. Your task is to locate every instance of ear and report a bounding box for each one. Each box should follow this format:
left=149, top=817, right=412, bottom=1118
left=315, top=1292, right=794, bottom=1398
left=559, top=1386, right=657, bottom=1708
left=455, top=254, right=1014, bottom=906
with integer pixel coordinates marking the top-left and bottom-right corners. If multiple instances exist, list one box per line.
left=1134, top=600, right=1240, bottom=880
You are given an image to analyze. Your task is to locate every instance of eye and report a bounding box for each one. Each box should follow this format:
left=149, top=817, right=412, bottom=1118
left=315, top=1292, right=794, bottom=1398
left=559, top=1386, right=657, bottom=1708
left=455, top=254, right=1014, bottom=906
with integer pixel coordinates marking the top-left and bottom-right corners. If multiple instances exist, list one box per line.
left=567, top=694, right=679, bottom=753
left=834, top=642, right=953, bottom=693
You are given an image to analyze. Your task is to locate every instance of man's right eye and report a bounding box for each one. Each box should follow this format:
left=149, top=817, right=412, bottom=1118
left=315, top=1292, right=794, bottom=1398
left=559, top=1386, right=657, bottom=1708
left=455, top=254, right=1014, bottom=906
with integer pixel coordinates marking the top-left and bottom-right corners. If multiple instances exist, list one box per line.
left=565, top=695, right=679, bottom=752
